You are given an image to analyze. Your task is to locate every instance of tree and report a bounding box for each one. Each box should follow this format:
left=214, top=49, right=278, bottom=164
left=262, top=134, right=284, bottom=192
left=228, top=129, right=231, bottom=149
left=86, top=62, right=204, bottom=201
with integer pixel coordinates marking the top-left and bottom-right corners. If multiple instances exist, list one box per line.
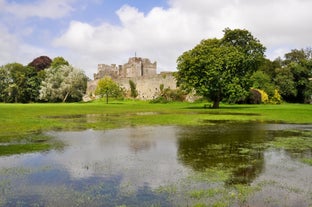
left=222, top=28, right=266, bottom=73
left=0, top=65, right=10, bottom=102
left=0, top=63, right=41, bottom=103
left=129, top=80, right=138, bottom=98
left=39, top=65, right=87, bottom=102
left=176, top=29, right=265, bottom=108
left=274, top=67, right=297, bottom=100
left=275, top=48, right=312, bottom=103
left=95, top=76, right=123, bottom=104
left=28, top=56, right=52, bottom=72
left=51, top=56, right=69, bottom=68
left=251, top=71, right=275, bottom=97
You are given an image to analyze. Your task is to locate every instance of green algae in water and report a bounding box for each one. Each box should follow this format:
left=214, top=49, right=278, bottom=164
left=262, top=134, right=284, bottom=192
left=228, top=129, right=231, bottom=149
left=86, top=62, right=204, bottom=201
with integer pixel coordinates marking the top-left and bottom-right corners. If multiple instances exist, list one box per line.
left=301, top=158, right=312, bottom=165
left=268, top=130, right=312, bottom=166
left=269, top=131, right=312, bottom=152
left=0, top=134, right=64, bottom=156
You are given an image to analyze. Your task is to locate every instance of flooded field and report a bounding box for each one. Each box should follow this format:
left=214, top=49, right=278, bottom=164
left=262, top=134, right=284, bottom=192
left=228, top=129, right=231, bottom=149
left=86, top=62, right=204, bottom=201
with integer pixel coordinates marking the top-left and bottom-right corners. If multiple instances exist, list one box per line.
left=0, top=122, right=311, bottom=206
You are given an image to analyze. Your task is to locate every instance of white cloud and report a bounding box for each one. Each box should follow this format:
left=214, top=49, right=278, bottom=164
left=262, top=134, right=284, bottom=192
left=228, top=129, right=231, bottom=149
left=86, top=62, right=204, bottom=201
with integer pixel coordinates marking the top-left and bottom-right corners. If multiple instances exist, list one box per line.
left=2, top=0, right=75, bottom=19
left=52, top=0, right=312, bottom=78
left=0, top=25, right=46, bottom=65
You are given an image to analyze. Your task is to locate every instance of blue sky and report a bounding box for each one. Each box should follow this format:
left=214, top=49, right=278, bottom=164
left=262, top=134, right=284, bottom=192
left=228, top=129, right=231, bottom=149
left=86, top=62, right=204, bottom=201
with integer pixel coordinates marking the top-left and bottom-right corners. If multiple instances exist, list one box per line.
left=1, top=0, right=311, bottom=78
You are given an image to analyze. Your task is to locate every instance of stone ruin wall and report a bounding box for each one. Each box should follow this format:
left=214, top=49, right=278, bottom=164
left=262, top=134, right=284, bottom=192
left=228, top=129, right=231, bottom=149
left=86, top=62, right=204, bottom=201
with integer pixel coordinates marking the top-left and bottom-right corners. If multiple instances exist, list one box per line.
left=117, top=73, right=177, bottom=100
left=86, top=72, right=177, bottom=100
left=94, top=64, right=121, bottom=80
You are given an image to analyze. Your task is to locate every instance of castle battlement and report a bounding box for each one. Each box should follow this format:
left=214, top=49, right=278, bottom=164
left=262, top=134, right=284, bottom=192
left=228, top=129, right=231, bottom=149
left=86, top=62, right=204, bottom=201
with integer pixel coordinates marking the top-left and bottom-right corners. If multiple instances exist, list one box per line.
left=94, top=57, right=157, bottom=80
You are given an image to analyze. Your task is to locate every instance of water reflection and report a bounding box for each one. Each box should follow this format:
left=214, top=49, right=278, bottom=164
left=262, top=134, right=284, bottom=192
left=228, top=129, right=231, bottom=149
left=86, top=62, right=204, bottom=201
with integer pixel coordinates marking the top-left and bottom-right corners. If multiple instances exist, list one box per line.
left=176, top=123, right=268, bottom=184
left=43, top=127, right=185, bottom=186
left=128, top=127, right=157, bottom=153
left=0, top=124, right=311, bottom=206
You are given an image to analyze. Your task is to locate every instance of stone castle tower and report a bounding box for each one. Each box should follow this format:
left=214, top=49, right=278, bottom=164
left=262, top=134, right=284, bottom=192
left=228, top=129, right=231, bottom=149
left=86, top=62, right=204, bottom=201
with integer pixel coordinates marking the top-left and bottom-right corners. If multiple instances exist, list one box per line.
left=94, top=57, right=157, bottom=80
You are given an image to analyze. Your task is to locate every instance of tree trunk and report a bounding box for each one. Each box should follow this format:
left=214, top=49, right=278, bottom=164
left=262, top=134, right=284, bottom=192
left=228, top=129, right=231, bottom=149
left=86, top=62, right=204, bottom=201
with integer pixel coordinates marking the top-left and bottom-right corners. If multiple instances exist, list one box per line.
left=63, top=91, right=70, bottom=103
left=212, top=100, right=220, bottom=108
left=212, top=89, right=221, bottom=108
left=106, top=94, right=108, bottom=104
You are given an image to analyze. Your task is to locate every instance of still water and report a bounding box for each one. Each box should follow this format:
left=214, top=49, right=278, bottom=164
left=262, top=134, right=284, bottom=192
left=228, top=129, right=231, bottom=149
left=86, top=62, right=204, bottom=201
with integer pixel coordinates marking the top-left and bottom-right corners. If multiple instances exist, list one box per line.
left=0, top=123, right=311, bottom=206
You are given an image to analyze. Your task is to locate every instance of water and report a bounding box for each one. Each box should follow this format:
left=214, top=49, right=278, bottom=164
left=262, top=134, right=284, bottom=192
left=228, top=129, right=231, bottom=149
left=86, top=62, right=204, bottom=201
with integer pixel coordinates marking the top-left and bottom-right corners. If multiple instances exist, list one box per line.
left=0, top=123, right=311, bottom=206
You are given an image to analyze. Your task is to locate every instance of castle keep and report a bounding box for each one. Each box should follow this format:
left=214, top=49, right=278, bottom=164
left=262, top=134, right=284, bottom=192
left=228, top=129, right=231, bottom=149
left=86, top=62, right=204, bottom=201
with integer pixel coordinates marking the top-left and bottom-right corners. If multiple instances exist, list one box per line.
left=94, top=57, right=157, bottom=80
left=87, top=57, right=177, bottom=100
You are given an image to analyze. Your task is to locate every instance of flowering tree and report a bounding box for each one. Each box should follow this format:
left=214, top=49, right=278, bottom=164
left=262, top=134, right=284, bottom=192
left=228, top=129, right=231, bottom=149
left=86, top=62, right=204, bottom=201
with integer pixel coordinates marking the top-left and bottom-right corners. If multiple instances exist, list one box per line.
left=39, top=65, right=88, bottom=102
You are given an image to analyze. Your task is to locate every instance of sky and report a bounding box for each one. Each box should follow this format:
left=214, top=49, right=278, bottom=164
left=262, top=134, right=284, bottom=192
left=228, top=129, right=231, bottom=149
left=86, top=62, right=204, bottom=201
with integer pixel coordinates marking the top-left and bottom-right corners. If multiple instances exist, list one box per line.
left=0, top=0, right=311, bottom=78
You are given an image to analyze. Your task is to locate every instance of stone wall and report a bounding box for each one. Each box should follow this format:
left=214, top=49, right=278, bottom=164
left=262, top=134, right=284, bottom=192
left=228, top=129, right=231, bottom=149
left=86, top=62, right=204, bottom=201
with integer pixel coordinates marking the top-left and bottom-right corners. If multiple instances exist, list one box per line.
left=86, top=72, right=177, bottom=100
left=117, top=72, right=177, bottom=100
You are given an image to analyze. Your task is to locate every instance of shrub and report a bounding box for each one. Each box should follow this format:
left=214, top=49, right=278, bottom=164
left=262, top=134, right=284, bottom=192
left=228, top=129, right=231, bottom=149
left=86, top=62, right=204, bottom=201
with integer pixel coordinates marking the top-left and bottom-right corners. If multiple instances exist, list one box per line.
left=150, top=87, right=187, bottom=103
left=247, top=89, right=261, bottom=104
left=257, top=89, right=269, bottom=104
left=270, top=89, right=282, bottom=104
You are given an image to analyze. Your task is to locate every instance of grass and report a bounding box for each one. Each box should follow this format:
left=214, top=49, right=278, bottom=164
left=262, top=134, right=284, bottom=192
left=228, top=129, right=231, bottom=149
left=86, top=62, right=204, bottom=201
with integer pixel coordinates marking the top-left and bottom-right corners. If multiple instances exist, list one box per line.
left=1, top=101, right=311, bottom=140
left=0, top=100, right=311, bottom=154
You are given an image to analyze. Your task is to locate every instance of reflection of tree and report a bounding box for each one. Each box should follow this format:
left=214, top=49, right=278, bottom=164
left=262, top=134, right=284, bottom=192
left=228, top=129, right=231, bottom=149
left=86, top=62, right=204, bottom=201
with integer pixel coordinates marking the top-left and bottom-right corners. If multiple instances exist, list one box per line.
left=128, top=128, right=156, bottom=153
left=176, top=123, right=267, bottom=184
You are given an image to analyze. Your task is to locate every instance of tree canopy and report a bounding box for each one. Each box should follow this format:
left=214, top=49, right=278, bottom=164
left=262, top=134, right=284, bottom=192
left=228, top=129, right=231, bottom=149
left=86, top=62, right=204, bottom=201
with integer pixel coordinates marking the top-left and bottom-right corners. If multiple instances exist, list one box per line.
left=281, top=49, right=312, bottom=103
left=39, top=65, right=88, bottom=102
left=51, top=56, right=69, bottom=68
left=28, top=56, right=52, bottom=72
left=176, top=28, right=266, bottom=108
left=95, top=76, right=123, bottom=104
left=0, top=63, right=41, bottom=103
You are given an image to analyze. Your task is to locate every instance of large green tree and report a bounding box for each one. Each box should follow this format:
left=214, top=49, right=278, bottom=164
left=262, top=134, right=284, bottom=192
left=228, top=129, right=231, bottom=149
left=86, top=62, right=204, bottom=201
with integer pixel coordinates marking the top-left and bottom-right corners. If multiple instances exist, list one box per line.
left=0, top=63, right=41, bottom=103
left=176, top=29, right=265, bottom=108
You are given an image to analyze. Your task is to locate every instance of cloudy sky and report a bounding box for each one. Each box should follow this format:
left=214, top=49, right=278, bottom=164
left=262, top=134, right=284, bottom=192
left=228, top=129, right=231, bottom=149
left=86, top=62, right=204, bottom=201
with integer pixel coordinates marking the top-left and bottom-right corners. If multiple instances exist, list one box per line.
left=0, top=0, right=311, bottom=78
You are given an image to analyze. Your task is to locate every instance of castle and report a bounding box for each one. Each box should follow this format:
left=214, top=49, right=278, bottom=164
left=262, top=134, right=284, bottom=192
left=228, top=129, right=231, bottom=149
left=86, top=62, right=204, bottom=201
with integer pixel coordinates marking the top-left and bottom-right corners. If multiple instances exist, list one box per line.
left=94, top=57, right=157, bottom=80
left=87, top=57, right=178, bottom=100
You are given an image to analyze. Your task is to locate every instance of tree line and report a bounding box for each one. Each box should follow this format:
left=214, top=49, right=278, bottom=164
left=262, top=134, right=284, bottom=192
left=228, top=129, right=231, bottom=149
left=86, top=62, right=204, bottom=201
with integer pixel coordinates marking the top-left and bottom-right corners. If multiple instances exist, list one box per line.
left=176, top=28, right=312, bottom=108
left=0, top=56, right=88, bottom=103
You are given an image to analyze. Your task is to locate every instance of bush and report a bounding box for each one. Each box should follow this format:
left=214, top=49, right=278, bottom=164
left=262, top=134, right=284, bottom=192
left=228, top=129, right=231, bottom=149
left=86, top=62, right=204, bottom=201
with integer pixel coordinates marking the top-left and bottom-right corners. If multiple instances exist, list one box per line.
left=247, top=89, right=261, bottom=104
left=270, top=89, right=282, bottom=104
left=256, top=89, right=269, bottom=104
left=150, top=87, right=187, bottom=103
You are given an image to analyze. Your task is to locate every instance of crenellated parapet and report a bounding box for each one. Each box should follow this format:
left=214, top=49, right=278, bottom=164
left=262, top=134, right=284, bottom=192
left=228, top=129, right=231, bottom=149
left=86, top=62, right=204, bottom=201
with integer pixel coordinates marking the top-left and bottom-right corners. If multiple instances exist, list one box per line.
left=94, top=57, right=157, bottom=80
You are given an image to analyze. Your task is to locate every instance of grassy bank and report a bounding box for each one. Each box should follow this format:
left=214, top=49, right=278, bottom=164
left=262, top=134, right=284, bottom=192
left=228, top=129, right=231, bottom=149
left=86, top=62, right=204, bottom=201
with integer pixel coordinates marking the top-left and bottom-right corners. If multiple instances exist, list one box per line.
left=1, top=101, right=311, bottom=139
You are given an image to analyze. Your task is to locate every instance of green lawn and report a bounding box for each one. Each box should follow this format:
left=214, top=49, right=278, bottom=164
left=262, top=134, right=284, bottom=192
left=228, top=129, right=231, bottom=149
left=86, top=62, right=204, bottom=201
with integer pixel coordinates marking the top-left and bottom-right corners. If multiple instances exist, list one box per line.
left=1, top=101, right=311, bottom=140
